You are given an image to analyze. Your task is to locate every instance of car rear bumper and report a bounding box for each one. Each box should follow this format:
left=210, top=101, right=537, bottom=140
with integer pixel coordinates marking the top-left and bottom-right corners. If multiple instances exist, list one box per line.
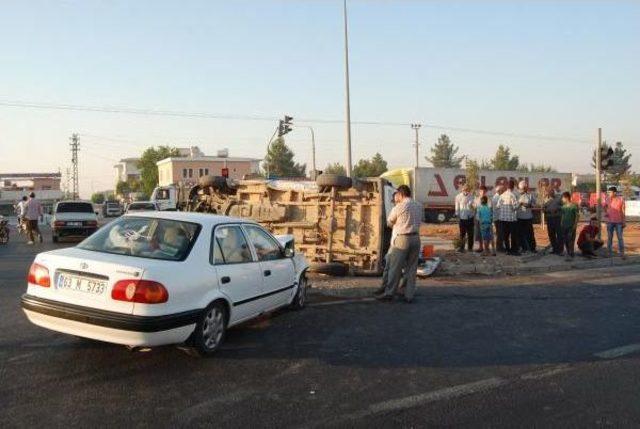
left=53, top=227, right=97, bottom=238
left=21, top=294, right=199, bottom=346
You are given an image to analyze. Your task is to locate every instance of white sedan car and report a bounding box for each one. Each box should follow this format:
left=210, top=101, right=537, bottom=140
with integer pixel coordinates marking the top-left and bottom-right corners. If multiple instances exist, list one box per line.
left=21, top=212, right=309, bottom=356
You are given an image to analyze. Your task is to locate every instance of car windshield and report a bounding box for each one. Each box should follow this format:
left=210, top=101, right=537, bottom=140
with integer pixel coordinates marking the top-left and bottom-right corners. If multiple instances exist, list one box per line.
left=78, top=216, right=201, bottom=261
left=128, top=203, right=155, bottom=211
left=56, top=203, right=94, bottom=213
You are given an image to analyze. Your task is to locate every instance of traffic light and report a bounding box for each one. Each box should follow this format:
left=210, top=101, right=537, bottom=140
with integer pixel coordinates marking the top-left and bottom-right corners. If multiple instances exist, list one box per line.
left=600, top=146, right=614, bottom=170
left=277, top=115, right=294, bottom=137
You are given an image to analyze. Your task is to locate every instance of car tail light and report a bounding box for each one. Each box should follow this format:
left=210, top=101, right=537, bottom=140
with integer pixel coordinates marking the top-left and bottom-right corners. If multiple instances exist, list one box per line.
left=84, top=220, right=98, bottom=227
left=28, top=263, right=50, bottom=287
left=53, top=221, right=65, bottom=227
left=111, top=280, right=168, bottom=304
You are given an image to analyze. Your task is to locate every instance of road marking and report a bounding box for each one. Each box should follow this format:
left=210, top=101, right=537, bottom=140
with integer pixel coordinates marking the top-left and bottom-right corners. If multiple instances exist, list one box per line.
left=315, top=377, right=507, bottom=426
left=594, top=343, right=640, bottom=359
left=308, top=297, right=375, bottom=307
left=520, top=365, right=572, bottom=380
left=583, top=275, right=640, bottom=285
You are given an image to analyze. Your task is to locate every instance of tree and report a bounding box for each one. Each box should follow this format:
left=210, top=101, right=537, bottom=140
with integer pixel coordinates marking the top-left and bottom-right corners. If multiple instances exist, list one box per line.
left=517, top=163, right=557, bottom=173
left=488, top=145, right=519, bottom=170
left=352, top=153, right=388, bottom=178
left=116, top=178, right=143, bottom=198
left=591, top=141, right=632, bottom=181
left=138, top=146, right=181, bottom=197
left=91, top=193, right=105, bottom=204
left=465, top=158, right=480, bottom=190
left=425, top=134, right=463, bottom=168
left=324, top=163, right=346, bottom=175
left=263, top=137, right=306, bottom=178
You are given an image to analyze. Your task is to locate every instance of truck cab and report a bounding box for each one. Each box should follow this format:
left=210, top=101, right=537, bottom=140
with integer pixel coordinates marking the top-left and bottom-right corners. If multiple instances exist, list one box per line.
left=150, top=186, right=178, bottom=211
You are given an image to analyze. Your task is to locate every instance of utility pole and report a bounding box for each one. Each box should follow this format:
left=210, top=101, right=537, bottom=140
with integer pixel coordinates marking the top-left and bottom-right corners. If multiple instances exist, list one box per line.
left=595, top=127, right=602, bottom=240
left=70, top=133, right=80, bottom=200
left=64, top=168, right=70, bottom=199
left=411, top=123, right=422, bottom=168
left=343, top=0, right=353, bottom=177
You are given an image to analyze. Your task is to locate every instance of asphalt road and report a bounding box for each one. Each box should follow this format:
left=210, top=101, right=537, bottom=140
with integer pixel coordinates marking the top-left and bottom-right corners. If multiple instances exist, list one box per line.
left=2, top=227, right=640, bottom=428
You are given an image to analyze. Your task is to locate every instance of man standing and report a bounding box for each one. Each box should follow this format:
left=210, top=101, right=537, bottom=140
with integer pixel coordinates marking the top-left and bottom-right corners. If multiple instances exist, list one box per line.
left=492, top=185, right=505, bottom=252
left=577, top=217, right=603, bottom=258
left=376, top=185, right=422, bottom=303
left=25, top=192, right=43, bottom=245
left=543, top=188, right=562, bottom=254
left=516, top=181, right=536, bottom=253
left=454, top=184, right=475, bottom=252
left=604, top=186, right=626, bottom=259
left=497, top=180, right=519, bottom=255
left=560, top=191, right=579, bottom=261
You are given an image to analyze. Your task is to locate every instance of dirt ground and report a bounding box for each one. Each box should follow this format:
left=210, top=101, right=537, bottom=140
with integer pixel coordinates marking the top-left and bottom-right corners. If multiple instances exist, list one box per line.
left=421, top=222, right=640, bottom=253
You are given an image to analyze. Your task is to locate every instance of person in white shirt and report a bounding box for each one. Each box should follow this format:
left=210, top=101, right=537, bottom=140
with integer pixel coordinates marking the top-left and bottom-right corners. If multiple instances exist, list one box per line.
left=492, top=185, right=505, bottom=252
left=15, top=196, right=28, bottom=230
left=455, top=184, right=475, bottom=252
left=24, top=192, right=43, bottom=244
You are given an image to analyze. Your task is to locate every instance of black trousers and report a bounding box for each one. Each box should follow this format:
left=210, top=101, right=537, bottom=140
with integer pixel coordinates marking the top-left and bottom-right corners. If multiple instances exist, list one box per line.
left=459, top=218, right=475, bottom=251
left=518, top=218, right=535, bottom=252
left=495, top=221, right=504, bottom=251
left=560, top=227, right=576, bottom=257
left=546, top=216, right=562, bottom=254
left=503, top=221, right=519, bottom=253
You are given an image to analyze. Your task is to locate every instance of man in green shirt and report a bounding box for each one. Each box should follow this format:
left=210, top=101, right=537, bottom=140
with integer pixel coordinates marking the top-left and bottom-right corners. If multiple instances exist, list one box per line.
left=560, top=191, right=579, bottom=261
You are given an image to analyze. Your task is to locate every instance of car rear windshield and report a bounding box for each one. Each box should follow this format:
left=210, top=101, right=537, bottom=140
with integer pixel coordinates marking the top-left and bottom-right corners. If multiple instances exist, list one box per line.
left=78, top=217, right=201, bottom=261
left=129, top=203, right=156, bottom=210
left=56, top=203, right=94, bottom=213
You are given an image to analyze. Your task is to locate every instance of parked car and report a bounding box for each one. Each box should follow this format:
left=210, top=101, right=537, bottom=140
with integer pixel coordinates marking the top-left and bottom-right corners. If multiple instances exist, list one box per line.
left=103, top=201, right=123, bottom=217
left=21, top=212, right=309, bottom=356
left=51, top=201, right=99, bottom=243
left=126, top=201, right=159, bottom=213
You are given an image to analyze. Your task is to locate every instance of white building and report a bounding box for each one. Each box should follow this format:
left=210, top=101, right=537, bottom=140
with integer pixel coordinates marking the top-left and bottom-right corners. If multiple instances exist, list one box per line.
left=114, top=158, right=141, bottom=185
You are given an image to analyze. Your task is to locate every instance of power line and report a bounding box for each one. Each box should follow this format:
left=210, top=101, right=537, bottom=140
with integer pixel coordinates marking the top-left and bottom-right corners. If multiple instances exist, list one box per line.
left=0, top=99, right=595, bottom=144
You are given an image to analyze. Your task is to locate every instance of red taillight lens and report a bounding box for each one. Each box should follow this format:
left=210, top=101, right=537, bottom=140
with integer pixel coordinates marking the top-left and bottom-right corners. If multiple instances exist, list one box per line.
left=111, top=280, right=168, bottom=304
left=28, top=263, right=50, bottom=287
left=53, top=221, right=65, bottom=227
left=85, top=220, right=97, bottom=227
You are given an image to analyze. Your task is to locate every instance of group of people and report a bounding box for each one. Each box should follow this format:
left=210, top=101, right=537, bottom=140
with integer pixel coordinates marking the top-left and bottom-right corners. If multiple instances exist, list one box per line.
left=454, top=181, right=627, bottom=260
left=14, top=192, right=43, bottom=245
left=455, top=180, right=539, bottom=256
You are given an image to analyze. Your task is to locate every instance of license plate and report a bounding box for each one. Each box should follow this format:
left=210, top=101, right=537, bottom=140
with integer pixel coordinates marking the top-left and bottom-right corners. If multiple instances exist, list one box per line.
left=67, top=222, right=82, bottom=226
left=56, top=273, right=107, bottom=295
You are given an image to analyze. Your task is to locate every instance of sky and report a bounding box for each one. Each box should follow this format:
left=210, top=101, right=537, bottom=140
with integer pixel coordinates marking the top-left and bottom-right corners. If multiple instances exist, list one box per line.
left=0, top=0, right=638, bottom=198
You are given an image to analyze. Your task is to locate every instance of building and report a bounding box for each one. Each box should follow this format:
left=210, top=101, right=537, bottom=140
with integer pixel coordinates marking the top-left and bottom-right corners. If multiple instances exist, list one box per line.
left=157, top=148, right=261, bottom=187
left=0, top=172, right=63, bottom=215
left=114, top=158, right=141, bottom=185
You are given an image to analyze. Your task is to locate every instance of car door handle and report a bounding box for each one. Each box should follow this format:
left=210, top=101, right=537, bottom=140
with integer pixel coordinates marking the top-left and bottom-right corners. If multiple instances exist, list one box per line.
left=264, top=270, right=271, bottom=277
left=220, top=276, right=231, bottom=284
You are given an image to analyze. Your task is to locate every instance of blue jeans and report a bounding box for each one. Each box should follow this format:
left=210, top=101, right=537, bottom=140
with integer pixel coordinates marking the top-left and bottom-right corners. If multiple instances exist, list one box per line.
left=606, top=223, right=625, bottom=254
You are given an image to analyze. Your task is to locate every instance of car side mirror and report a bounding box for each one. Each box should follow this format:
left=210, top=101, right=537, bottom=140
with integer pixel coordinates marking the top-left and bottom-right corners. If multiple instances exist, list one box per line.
left=283, top=247, right=295, bottom=258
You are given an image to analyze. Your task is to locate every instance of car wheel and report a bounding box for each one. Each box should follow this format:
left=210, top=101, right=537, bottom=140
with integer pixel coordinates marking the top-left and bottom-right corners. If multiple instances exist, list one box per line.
left=290, top=275, right=307, bottom=310
left=309, top=262, right=348, bottom=276
left=316, top=174, right=352, bottom=190
left=188, top=302, right=227, bottom=357
left=436, top=212, right=448, bottom=223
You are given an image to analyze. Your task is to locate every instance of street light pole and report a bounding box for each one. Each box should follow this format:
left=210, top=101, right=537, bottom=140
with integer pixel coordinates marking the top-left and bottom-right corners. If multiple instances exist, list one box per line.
left=291, top=124, right=317, bottom=178
left=343, top=0, right=353, bottom=177
left=411, top=123, right=422, bottom=168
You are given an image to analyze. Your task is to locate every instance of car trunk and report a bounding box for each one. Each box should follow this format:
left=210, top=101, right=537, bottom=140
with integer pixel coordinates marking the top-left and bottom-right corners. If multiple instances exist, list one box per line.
left=28, top=247, right=146, bottom=315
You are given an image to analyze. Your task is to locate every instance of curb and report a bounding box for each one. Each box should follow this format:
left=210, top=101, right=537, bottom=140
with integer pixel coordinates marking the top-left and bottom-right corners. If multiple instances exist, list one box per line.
left=310, top=255, right=640, bottom=299
left=437, top=255, right=640, bottom=277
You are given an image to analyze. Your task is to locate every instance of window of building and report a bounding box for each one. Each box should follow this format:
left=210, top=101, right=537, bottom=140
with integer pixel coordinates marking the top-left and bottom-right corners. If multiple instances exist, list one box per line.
left=204, top=168, right=209, bottom=176
left=182, top=168, right=188, bottom=179
left=188, top=169, right=193, bottom=178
